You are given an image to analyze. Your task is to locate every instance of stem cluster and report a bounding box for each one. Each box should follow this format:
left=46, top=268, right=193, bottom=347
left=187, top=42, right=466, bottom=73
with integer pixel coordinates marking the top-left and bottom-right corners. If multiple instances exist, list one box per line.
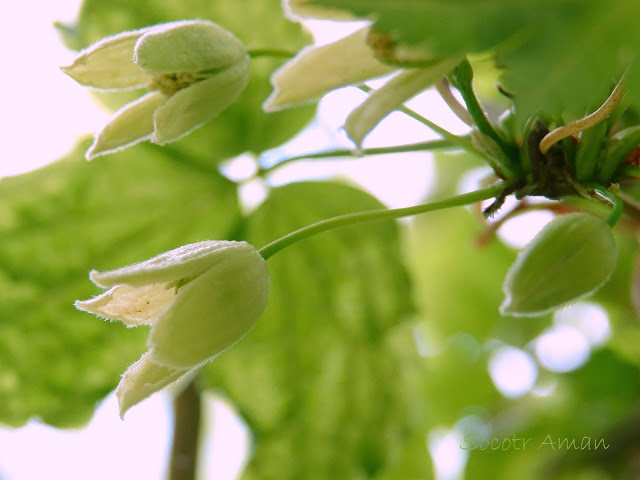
left=257, top=57, right=631, bottom=259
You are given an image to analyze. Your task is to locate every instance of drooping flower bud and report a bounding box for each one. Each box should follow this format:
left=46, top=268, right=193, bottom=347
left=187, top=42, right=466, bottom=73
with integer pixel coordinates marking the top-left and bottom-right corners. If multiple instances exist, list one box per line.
left=62, top=20, right=250, bottom=159
left=76, top=240, right=269, bottom=417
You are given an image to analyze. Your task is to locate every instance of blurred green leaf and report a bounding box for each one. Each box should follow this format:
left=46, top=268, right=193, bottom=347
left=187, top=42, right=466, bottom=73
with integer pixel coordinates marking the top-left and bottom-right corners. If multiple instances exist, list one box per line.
left=0, top=139, right=239, bottom=427
left=406, top=152, right=547, bottom=424
left=297, top=0, right=526, bottom=53
left=592, top=230, right=640, bottom=365
left=408, top=152, right=518, bottom=340
left=303, top=0, right=639, bottom=121
left=203, top=181, right=432, bottom=479
left=410, top=206, right=514, bottom=339
left=466, top=349, right=640, bottom=480
left=407, top=203, right=513, bottom=424
left=60, top=0, right=315, bottom=164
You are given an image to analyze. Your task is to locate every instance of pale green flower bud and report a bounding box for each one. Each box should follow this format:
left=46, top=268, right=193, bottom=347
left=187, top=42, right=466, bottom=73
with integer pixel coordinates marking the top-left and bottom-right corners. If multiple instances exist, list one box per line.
left=263, top=27, right=395, bottom=111
left=152, top=56, right=250, bottom=145
left=62, top=20, right=250, bottom=159
left=76, top=240, right=269, bottom=417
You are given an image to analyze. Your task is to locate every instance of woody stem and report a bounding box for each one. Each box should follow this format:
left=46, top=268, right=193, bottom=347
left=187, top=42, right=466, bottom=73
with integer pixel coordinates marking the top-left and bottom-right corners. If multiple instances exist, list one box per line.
left=169, top=377, right=202, bottom=480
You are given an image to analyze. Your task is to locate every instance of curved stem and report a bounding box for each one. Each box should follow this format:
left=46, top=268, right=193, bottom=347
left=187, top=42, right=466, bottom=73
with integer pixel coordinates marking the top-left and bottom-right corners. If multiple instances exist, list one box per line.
left=540, top=76, right=626, bottom=155
left=258, top=182, right=511, bottom=259
left=595, top=187, right=623, bottom=227
left=258, top=139, right=454, bottom=176
left=247, top=48, right=296, bottom=59
left=435, top=78, right=474, bottom=126
left=449, top=58, right=517, bottom=161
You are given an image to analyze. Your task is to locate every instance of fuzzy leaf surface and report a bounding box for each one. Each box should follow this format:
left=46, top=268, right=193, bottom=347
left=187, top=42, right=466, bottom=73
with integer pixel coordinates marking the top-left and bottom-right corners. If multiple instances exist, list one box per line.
left=302, top=0, right=640, bottom=120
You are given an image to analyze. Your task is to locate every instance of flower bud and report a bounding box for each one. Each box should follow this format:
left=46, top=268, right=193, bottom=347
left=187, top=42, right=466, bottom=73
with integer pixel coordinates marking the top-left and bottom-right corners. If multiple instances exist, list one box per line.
left=62, top=20, right=250, bottom=159
left=500, top=213, right=617, bottom=317
left=152, top=56, right=250, bottom=145
left=147, top=241, right=269, bottom=368
left=76, top=240, right=269, bottom=416
left=263, top=27, right=394, bottom=111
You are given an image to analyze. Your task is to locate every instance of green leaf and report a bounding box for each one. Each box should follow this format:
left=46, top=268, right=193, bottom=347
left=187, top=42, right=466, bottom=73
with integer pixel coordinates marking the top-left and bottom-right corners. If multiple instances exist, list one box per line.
left=301, top=0, right=640, bottom=121
left=61, top=0, right=315, bottom=164
left=410, top=206, right=515, bottom=338
left=498, top=1, right=638, bottom=124
left=298, top=0, right=524, bottom=54
left=408, top=152, right=522, bottom=339
left=591, top=231, right=640, bottom=365
left=203, top=181, right=432, bottom=479
left=0, top=139, right=239, bottom=427
left=501, top=213, right=617, bottom=317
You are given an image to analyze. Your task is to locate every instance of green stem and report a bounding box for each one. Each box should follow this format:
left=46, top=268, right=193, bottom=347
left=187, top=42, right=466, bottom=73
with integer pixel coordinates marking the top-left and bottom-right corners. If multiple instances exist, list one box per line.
left=168, top=378, right=201, bottom=480
left=448, top=59, right=518, bottom=161
left=258, top=182, right=510, bottom=259
left=258, top=139, right=455, bottom=176
left=356, top=85, right=475, bottom=152
left=247, top=48, right=296, bottom=59
left=595, top=187, right=623, bottom=227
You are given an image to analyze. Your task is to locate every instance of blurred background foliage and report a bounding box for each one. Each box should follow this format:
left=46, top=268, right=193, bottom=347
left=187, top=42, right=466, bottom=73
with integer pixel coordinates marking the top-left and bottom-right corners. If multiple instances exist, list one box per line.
left=1, top=0, right=640, bottom=479
left=306, top=0, right=640, bottom=125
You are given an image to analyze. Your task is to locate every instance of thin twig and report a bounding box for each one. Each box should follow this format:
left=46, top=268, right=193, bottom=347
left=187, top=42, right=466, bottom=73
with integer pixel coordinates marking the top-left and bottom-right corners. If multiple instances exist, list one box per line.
left=258, top=139, right=453, bottom=176
left=435, top=78, right=474, bottom=126
left=540, top=76, right=627, bottom=154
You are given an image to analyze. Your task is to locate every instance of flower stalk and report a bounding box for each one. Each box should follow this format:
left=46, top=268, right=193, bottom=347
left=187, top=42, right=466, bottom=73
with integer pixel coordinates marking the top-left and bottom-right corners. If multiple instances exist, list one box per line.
left=258, top=182, right=510, bottom=259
